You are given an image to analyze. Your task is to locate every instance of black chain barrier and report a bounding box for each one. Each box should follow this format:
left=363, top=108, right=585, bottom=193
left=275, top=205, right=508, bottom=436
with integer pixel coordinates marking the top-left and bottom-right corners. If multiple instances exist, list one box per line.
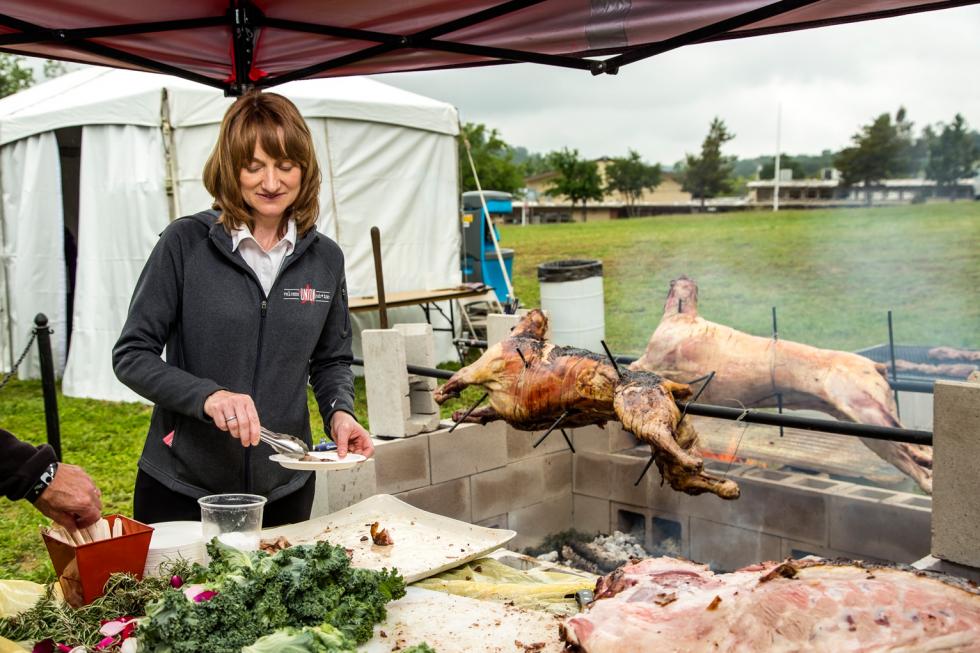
left=0, top=330, right=37, bottom=392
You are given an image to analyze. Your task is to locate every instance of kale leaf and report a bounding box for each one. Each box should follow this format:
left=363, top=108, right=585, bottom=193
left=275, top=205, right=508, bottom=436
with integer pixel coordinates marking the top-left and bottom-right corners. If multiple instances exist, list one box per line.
left=136, top=539, right=406, bottom=652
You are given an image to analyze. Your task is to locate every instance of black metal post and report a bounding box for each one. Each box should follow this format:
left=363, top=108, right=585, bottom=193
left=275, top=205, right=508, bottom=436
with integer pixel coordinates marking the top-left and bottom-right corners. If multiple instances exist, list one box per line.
left=33, top=314, right=61, bottom=461
left=772, top=306, right=784, bottom=437
left=887, top=310, right=901, bottom=419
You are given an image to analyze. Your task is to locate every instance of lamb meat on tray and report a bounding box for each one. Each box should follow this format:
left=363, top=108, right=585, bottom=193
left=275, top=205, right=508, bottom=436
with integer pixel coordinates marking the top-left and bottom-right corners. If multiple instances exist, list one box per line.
left=562, top=557, right=980, bottom=653
left=433, top=309, right=738, bottom=499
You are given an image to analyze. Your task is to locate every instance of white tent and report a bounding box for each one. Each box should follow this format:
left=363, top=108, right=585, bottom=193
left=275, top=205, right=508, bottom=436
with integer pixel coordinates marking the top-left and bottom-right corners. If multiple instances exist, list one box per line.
left=0, top=67, right=461, bottom=402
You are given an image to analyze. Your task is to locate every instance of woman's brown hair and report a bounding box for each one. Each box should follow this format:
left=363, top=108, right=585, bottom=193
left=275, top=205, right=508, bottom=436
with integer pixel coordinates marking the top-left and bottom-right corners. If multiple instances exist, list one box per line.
left=203, top=91, right=321, bottom=236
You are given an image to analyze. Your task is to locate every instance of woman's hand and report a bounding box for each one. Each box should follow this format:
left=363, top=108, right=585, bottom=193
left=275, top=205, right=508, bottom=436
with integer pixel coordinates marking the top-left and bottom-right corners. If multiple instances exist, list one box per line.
left=330, top=412, right=374, bottom=459
left=204, top=390, right=261, bottom=447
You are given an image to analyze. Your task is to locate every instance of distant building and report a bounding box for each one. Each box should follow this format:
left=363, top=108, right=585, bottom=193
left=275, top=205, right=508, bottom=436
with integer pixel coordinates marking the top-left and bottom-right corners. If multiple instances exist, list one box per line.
left=748, top=171, right=976, bottom=208
left=520, top=158, right=715, bottom=223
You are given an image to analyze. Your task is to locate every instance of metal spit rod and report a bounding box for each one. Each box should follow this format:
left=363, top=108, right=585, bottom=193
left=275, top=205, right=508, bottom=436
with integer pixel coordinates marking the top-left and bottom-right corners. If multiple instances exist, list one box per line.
left=349, top=357, right=933, bottom=445
left=451, top=340, right=935, bottom=394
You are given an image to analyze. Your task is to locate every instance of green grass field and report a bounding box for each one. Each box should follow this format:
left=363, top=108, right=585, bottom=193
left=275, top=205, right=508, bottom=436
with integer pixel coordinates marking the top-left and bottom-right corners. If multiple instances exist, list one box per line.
left=502, top=202, right=980, bottom=354
left=2, top=202, right=978, bottom=581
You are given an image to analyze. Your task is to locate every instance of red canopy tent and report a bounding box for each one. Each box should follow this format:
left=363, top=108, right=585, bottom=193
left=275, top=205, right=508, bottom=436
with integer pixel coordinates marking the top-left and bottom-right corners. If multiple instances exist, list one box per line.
left=0, top=0, right=976, bottom=95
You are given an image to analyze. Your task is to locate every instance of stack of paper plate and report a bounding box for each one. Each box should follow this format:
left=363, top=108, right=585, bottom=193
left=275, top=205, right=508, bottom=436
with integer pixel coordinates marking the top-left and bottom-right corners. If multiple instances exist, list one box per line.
left=143, top=521, right=206, bottom=577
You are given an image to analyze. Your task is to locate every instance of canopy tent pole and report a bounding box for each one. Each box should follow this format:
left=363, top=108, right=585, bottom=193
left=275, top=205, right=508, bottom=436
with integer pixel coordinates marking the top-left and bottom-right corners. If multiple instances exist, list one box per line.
left=460, top=125, right=516, bottom=307
left=160, top=88, right=181, bottom=220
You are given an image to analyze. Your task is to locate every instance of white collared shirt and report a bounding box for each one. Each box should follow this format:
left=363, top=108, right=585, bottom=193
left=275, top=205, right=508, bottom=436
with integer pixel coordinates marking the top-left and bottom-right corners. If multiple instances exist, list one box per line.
left=232, top=219, right=297, bottom=296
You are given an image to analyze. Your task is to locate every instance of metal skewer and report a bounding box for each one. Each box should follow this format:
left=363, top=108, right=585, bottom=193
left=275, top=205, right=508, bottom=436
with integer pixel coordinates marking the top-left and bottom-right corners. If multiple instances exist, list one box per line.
left=449, top=392, right=488, bottom=433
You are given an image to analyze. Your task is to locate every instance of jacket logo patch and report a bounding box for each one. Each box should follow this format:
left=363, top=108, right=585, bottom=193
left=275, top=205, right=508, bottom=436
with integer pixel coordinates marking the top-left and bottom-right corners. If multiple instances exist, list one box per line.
left=284, top=284, right=331, bottom=304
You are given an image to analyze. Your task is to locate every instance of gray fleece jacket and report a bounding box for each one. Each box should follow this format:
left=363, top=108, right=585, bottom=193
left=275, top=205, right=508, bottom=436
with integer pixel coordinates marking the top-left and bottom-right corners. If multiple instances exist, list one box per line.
left=113, top=209, right=354, bottom=501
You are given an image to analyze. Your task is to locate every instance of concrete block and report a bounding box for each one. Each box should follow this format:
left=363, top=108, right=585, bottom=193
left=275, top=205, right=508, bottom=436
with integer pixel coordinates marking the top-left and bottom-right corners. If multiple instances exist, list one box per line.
left=608, top=453, right=650, bottom=507
left=470, top=465, right=513, bottom=523
left=571, top=423, right=637, bottom=454
left=573, top=494, right=611, bottom=535
left=373, top=435, right=431, bottom=494
left=896, top=389, right=933, bottom=431
left=428, top=421, right=507, bottom=484
left=396, top=477, right=472, bottom=523
left=932, top=381, right=980, bottom=568
left=471, top=452, right=571, bottom=521
left=681, top=467, right=832, bottom=546
left=486, top=314, right=522, bottom=347
left=689, top=518, right=782, bottom=571
left=506, top=424, right=570, bottom=462
left=828, top=484, right=931, bottom=563
left=508, top=494, right=573, bottom=550
left=363, top=329, right=412, bottom=437
left=395, top=323, right=441, bottom=433
left=325, top=458, right=377, bottom=513
left=572, top=452, right=611, bottom=499
left=610, top=501, right=651, bottom=540
left=475, top=513, right=509, bottom=530
left=649, top=510, right=691, bottom=558
left=780, top=538, right=885, bottom=563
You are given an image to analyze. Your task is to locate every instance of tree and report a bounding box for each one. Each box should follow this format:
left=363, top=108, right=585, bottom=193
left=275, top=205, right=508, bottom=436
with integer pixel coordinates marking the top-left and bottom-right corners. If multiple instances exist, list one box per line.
left=759, top=154, right=805, bottom=180
left=546, top=148, right=604, bottom=221
left=604, top=149, right=662, bottom=216
left=834, top=109, right=908, bottom=205
left=924, top=114, right=978, bottom=200
left=43, top=59, right=68, bottom=80
left=0, top=54, right=34, bottom=99
left=680, top=117, right=736, bottom=211
left=458, top=122, right=525, bottom=195
left=511, top=146, right=550, bottom=177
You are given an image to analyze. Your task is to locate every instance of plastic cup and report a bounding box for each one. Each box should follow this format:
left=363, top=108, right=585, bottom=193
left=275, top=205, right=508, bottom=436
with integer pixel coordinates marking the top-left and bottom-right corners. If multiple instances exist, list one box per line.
left=198, top=494, right=267, bottom=552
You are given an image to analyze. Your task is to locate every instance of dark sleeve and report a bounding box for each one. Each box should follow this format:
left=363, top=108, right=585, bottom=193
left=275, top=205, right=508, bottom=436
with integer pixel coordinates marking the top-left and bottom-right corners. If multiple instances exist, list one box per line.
left=0, top=428, right=57, bottom=501
left=309, top=267, right=356, bottom=432
left=112, top=225, right=224, bottom=421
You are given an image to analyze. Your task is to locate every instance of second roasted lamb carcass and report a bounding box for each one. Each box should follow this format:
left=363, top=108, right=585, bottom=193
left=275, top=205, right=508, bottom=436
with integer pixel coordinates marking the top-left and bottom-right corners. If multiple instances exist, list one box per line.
left=433, top=310, right=739, bottom=499
left=631, top=276, right=933, bottom=493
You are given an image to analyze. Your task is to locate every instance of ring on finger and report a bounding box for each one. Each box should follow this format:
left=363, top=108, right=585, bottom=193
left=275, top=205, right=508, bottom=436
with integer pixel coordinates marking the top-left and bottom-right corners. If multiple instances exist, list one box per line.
left=225, top=415, right=238, bottom=422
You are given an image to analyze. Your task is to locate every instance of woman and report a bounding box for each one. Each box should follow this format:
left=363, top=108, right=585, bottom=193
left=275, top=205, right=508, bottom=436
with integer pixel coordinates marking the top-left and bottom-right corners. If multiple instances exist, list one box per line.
left=113, top=92, right=373, bottom=527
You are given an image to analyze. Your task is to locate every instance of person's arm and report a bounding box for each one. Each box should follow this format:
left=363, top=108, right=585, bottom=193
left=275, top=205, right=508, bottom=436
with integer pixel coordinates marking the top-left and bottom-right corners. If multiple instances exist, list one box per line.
left=0, top=428, right=57, bottom=502
left=309, top=270, right=372, bottom=458
left=112, top=225, right=225, bottom=421
left=0, top=429, right=102, bottom=529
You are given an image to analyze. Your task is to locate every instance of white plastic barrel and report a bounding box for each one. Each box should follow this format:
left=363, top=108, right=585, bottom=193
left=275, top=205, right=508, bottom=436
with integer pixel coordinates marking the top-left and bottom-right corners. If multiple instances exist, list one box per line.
left=538, top=260, right=605, bottom=352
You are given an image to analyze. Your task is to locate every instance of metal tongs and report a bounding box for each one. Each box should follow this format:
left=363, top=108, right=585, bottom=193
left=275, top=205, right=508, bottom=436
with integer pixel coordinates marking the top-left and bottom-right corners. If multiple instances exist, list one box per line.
left=260, top=427, right=309, bottom=459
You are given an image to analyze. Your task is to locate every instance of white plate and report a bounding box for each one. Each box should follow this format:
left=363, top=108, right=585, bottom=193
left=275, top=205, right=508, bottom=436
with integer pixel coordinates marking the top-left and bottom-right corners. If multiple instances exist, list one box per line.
left=269, top=452, right=366, bottom=471
left=144, top=521, right=206, bottom=576
left=262, top=494, right=516, bottom=583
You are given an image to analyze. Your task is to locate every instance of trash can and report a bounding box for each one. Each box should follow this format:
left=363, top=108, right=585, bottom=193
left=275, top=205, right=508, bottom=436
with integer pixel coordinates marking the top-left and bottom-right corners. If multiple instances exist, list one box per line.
left=537, top=260, right=604, bottom=352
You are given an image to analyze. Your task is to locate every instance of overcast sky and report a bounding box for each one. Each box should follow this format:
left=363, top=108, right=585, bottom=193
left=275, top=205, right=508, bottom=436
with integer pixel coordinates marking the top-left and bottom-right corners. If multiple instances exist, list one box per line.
left=376, top=4, right=980, bottom=166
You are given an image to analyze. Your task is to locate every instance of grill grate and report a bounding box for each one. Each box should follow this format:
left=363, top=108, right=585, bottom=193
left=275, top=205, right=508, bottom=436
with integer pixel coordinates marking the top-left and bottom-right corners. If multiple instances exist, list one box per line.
left=857, top=344, right=978, bottom=381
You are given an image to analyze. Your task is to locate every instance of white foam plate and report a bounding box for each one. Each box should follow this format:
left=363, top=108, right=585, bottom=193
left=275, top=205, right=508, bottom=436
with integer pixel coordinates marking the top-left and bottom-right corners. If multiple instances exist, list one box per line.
left=144, top=521, right=206, bottom=576
left=269, top=451, right=366, bottom=471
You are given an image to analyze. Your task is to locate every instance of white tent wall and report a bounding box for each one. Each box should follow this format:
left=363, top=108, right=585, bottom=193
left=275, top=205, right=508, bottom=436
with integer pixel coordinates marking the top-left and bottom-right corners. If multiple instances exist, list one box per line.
left=0, top=132, right=67, bottom=377
left=317, top=119, right=461, bottom=359
left=0, top=68, right=463, bottom=400
left=61, top=125, right=170, bottom=401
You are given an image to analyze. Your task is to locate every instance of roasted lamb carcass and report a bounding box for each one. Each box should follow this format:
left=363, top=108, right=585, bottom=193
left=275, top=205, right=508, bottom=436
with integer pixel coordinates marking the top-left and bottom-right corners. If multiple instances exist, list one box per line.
left=562, top=557, right=980, bottom=653
left=433, top=310, right=739, bottom=499
left=630, top=276, right=933, bottom=494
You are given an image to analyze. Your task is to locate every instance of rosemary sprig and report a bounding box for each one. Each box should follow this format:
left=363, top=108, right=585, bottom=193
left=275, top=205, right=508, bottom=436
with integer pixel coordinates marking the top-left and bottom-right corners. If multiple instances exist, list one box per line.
left=0, top=559, right=192, bottom=649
